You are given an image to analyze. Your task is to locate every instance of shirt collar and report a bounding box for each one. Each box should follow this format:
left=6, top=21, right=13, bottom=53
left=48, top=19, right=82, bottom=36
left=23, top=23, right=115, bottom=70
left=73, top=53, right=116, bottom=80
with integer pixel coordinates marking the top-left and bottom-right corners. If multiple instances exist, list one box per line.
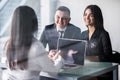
left=56, top=26, right=67, bottom=32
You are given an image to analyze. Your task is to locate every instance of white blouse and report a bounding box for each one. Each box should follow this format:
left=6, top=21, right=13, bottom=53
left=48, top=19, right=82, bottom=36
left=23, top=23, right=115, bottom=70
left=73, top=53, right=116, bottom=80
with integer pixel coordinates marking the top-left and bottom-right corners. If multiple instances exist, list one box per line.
left=2, top=39, right=64, bottom=80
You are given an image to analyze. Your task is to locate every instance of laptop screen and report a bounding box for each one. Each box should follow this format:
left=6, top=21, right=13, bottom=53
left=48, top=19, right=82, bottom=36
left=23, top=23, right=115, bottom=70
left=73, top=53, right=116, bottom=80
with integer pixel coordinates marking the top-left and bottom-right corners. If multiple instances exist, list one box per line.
left=57, top=38, right=87, bottom=65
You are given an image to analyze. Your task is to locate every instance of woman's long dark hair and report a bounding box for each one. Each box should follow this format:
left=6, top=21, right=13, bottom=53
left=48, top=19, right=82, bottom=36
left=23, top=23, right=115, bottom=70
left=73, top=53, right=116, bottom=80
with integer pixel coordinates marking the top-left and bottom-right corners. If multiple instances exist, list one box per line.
left=83, top=5, right=104, bottom=30
left=6, top=6, right=38, bottom=70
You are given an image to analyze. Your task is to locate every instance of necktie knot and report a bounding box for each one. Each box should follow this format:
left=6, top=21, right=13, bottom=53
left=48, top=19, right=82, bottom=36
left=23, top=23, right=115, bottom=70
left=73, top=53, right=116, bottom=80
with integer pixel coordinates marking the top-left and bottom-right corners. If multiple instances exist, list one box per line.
left=58, top=31, right=64, bottom=38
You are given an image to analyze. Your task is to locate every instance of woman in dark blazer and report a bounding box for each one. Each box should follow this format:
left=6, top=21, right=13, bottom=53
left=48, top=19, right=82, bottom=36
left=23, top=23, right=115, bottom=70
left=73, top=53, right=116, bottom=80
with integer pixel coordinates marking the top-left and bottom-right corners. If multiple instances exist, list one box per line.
left=81, top=5, right=113, bottom=80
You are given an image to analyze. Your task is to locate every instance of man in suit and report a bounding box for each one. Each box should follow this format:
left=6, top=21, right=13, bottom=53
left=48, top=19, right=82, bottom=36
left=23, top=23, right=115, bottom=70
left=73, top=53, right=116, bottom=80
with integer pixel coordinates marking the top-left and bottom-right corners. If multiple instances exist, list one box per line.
left=40, top=6, right=81, bottom=51
left=40, top=6, right=81, bottom=80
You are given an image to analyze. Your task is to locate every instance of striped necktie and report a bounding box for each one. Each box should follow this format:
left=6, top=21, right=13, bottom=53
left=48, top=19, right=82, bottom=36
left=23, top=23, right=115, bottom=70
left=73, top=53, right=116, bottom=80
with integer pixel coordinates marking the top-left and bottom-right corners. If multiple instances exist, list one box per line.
left=58, top=31, right=64, bottom=38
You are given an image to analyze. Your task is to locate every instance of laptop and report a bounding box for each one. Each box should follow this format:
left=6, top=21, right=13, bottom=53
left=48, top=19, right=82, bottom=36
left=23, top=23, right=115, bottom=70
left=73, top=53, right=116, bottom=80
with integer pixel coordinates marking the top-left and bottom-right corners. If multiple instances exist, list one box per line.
left=57, top=38, right=87, bottom=68
left=0, top=57, right=7, bottom=69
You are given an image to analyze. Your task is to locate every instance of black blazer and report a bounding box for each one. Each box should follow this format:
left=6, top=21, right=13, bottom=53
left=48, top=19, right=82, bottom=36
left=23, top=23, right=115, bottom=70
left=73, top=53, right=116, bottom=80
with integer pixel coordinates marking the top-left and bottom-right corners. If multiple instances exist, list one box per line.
left=40, top=23, right=81, bottom=50
left=81, top=29, right=112, bottom=62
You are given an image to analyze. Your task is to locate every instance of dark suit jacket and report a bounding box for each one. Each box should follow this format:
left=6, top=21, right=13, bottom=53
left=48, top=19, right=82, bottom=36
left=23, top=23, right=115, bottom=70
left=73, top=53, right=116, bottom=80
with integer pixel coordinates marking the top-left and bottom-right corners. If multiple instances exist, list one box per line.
left=40, top=23, right=82, bottom=64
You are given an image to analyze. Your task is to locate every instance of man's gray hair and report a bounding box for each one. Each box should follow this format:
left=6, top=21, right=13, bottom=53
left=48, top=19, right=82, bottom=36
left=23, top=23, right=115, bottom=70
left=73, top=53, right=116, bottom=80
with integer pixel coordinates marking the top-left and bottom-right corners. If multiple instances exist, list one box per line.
left=57, top=6, right=70, bottom=17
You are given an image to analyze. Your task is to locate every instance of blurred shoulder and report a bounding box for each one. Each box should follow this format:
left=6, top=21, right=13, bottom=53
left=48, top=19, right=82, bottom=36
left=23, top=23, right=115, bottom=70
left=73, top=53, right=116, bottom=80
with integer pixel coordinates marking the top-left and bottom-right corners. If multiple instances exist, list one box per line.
left=81, top=30, right=88, bottom=40
left=44, top=23, right=55, bottom=30
left=32, top=38, right=44, bottom=49
left=68, top=23, right=81, bottom=31
left=29, top=38, right=47, bottom=57
left=81, top=30, right=88, bottom=35
left=100, top=29, right=110, bottom=37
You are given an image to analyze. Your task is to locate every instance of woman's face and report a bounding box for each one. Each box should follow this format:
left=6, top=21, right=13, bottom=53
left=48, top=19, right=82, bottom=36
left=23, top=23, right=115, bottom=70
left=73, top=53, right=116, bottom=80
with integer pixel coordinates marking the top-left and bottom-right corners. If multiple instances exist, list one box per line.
left=83, top=9, right=95, bottom=27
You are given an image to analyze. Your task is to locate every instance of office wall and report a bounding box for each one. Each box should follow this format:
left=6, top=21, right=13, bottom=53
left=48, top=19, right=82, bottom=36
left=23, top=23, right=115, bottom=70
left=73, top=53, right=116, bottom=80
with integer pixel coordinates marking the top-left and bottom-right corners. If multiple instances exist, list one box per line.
left=57, top=0, right=120, bottom=52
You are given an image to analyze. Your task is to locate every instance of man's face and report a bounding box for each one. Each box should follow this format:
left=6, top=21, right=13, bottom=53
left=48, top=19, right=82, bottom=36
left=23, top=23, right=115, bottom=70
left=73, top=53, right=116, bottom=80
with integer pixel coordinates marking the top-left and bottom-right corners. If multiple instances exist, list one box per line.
left=55, top=10, right=71, bottom=29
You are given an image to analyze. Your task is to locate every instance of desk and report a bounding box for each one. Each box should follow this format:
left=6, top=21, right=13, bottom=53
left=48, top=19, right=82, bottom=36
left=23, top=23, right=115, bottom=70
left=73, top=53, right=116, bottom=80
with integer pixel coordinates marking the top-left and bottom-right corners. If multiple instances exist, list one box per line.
left=58, top=62, right=119, bottom=80
left=0, top=62, right=119, bottom=80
